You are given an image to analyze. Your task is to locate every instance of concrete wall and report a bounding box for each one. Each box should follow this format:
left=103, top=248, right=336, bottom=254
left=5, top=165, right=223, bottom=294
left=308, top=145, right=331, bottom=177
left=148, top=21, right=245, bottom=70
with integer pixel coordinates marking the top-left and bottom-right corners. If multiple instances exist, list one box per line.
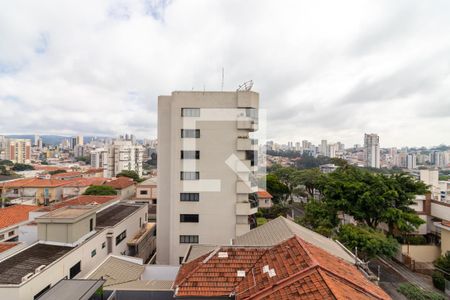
left=401, top=244, right=441, bottom=263
left=38, top=215, right=95, bottom=244
left=441, top=229, right=450, bottom=255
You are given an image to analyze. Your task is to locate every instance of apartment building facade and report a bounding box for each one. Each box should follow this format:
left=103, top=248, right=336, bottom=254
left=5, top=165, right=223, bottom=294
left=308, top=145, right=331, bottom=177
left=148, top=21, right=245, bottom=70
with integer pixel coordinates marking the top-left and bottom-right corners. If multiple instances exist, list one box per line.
left=5, top=138, right=31, bottom=164
left=364, top=133, right=380, bottom=168
left=157, top=91, right=259, bottom=265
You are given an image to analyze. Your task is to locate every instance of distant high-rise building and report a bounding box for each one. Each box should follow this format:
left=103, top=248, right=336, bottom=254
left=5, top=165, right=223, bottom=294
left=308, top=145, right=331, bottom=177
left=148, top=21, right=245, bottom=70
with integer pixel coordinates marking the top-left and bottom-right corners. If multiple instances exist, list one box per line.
left=91, top=140, right=143, bottom=178
left=76, top=135, right=84, bottom=146
left=407, top=154, right=416, bottom=169
left=295, top=142, right=301, bottom=151
left=328, top=144, right=337, bottom=158
left=364, top=133, right=380, bottom=168
left=320, top=140, right=328, bottom=156
left=5, top=139, right=31, bottom=164
left=157, top=90, right=259, bottom=265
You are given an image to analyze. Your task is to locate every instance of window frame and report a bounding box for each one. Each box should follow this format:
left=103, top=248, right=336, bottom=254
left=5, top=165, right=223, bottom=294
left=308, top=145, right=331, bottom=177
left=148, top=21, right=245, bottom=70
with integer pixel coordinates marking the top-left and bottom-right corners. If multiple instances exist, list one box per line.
left=180, top=214, right=199, bottom=223
left=179, top=235, right=199, bottom=244
left=180, top=193, right=200, bottom=202
left=181, top=108, right=200, bottom=117
left=181, top=150, right=200, bottom=159
left=181, top=129, right=200, bottom=138
left=180, top=171, right=200, bottom=180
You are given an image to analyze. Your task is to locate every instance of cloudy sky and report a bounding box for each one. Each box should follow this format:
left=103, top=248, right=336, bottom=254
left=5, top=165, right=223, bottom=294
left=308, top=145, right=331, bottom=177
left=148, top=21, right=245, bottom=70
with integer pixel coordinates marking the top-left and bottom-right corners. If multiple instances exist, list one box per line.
left=1, top=0, right=449, bottom=147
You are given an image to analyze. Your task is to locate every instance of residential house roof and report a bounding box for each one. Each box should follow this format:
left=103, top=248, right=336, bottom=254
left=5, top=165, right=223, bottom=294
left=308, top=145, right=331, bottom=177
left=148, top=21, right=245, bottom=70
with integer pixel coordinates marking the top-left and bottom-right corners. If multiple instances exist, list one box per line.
left=104, top=177, right=135, bottom=189
left=37, top=195, right=118, bottom=212
left=0, top=242, right=19, bottom=254
left=38, top=279, right=105, bottom=300
left=61, top=177, right=108, bottom=188
left=232, top=216, right=354, bottom=263
left=0, top=204, right=38, bottom=230
left=174, top=236, right=390, bottom=299
left=1, top=178, right=68, bottom=188
left=51, top=171, right=82, bottom=179
left=84, top=168, right=104, bottom=174
left=256, top=189, right=273, bottom=199
left=138, top=177, right=157, bottom=186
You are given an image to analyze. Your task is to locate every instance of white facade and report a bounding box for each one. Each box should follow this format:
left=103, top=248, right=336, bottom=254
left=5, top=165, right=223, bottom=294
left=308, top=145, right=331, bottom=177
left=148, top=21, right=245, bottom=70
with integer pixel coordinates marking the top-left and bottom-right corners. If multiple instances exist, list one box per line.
left=157, top=91, right=259, bottom=265
left=364, top=133, right=380, bottom=168
left=90, top=141, right=144, bottom=178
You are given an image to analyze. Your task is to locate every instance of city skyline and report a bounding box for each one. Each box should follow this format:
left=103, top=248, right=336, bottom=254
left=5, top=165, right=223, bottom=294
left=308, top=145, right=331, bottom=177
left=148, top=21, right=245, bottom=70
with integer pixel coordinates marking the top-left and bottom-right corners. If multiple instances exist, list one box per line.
left=1, top=0, right=450, bottom=147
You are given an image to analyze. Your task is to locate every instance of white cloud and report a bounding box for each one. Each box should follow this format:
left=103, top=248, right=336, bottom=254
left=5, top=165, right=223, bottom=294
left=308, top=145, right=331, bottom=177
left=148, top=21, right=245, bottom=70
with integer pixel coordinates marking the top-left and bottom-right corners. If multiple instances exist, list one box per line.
left=0, top=0, right=449, bottom=147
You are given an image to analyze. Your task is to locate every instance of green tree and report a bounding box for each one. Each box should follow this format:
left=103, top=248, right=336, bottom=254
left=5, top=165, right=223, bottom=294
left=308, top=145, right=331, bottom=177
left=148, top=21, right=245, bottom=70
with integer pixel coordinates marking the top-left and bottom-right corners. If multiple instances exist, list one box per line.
left=83, top=185, right=117, bottom=195
left=432, top=252, right=450, bottom=291
left=296, top=168, right=322, bottom=197
left=337, top=224, right=399, bottom=260
left=0, top=160, right=14, bottom=166
left=12, top=163, right=35, bottom=171
left=265, top=174, right=289, bottom=203
left=117, top=170, right=141, bottom=182
left=299, top=200, right=339, bottom=237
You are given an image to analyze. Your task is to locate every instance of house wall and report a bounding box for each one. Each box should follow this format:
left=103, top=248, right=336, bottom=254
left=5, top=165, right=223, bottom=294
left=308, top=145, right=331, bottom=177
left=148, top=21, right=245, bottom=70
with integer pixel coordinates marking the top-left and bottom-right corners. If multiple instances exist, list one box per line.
left=401, top=244, right=442, bottom=263
left=38, top=214, right=95, bottom=244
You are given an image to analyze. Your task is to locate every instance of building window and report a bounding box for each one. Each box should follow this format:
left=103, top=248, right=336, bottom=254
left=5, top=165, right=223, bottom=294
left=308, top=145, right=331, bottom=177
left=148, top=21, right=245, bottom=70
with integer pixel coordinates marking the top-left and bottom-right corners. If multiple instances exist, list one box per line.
left=179, top=257, right=184, bottom=264
left=181, top=108, right=200, bottom=117
left=180, top=172, right=199, bottom=180
left=139, top=217, right=142, bottom=228
left=69, top=261, right=81, bottom=279
left=0, top=234, right=4, bottom=240
left=91, top=249, right=97, bottom=257
left=181, top=129, right=200, bottom=138
left=8, top=231, right=14, bottom=237
left=180, top=214, right=199, bottom=223
left=181, top=150, right=200, bottom=159
left=180, top=193, right=199, bottom=202
left=102, top=242, right=106, bottom=249
left=89, top=218, right=93, bottom=231
left=140, top=190, right=148, bottom=195
left=115, top=230, right=127, bottom=246
left=180, top=235, right=199, bottom=244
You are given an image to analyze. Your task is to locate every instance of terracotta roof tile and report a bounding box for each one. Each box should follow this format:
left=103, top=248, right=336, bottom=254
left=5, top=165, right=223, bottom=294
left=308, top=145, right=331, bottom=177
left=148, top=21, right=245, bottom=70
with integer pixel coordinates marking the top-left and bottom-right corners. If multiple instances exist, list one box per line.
left=0, top=242, right=19, bottom=254
left=51, top=171, right=82, bottom=179
left=0, top=205, right=38, bottom=229
left=1, top=178, right=68, bottom=188
left=103, top=177, right=135, bottom=189
left=61, top=177, right=108, bottom=187
left=175, top=236, right=391, bottom=300
left=37, top=195, right=118, bottom=212
left=256, top=190, right=273, bottom=199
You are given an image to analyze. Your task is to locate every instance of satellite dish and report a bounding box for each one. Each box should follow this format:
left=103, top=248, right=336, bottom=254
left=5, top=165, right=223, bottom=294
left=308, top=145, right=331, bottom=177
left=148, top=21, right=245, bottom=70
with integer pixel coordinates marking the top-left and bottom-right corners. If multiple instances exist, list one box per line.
left=237, top=80, right=253, bottom=91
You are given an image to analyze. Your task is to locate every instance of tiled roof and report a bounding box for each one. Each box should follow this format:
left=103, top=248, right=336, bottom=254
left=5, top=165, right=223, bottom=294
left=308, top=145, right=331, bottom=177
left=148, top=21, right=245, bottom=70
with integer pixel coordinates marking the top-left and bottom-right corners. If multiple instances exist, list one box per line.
left=32, top=165, right=70, bottom=172
left=1, top=178, right=68, bottom=188
left=84, top=168, right=104, bottom=174
left=51, top=171, right=82, bottom=179
left=232, top=216, right=354, bottom=263
left=61, top=177, right=108, bottom=187
left=174, top=237, right=390, bottom=299
left=0, top=242, right=19, bottom=254
left=37, top=195, right=118, bottom=212
left=256, top=189, right=273, bottom=199
left=104, top=177, right=135, bottom=189
left=0, top=205, right=38, bottom=230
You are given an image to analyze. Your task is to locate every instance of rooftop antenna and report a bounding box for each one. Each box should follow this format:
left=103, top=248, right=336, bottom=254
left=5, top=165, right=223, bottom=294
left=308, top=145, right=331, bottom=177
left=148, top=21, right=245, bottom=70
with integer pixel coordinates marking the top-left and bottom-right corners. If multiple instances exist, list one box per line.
left=221, top=67, right=224, bottom=91
left=237, top=80, right=253, bottom=91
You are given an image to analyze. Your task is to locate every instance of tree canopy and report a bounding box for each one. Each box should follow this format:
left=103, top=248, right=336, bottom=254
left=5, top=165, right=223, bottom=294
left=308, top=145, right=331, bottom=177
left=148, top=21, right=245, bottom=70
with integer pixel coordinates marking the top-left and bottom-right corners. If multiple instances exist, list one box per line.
left=49, top=169, right=67, bottom=175
left=11, top=163, right=35, bottom=171
left=83, top=185, right=117, bottom=195
left=117, top=170, right=141, bottom=182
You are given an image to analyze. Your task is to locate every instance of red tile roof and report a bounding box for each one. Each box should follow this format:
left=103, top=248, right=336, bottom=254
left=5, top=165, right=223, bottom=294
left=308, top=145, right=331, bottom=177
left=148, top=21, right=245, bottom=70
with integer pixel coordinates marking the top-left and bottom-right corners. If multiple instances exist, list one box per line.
left=1, top=178, right=68, bottom=188
left=51, top=171, right=82, bottom=179
left=32, top=165, right=70, bottom=172
left=37, top=195, right=118, bottom=212
left=256, top=189, right=273, bottom=199
left=61, top=177, right=108, bottom=187
left=0, top=242, right=19, bottom=254
left=84, top=168, right=104, bottom=174
left=0, top=205, right=38, bottom=230
left=174, top=236, right=390, bottom=300
left=103, top=177, right=135, bottom=189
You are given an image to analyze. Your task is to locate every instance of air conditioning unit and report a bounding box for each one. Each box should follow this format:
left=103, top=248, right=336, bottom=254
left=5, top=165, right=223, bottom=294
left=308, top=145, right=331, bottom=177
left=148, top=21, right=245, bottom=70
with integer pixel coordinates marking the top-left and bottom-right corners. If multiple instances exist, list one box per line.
left=21, top=273, right=34, bottom=282
left=35, top=265, right=46, bottom=273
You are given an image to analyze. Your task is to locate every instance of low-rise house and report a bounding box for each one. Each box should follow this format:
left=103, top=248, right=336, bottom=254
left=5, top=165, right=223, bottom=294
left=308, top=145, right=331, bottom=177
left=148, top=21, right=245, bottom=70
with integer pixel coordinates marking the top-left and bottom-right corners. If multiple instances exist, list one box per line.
left=61, top=177, right=108, bottom=198
left=0, top=202, right=148, bottom=300
left=0, top=178, right=67, bottom=204
left=256, top=189, right=273, bottom=208
left=50, top=171, right=82, bottom=180
left=175, top=235, right=390, bottom=299
left=104, top=177, right=136, bottom=200
left=133, top=177, right=157, bottom=220
left=82, top=168, right=104, bottom=178
left=127, top=222, right=156, bottom=263
left=0, top=205, right=38, bottom=242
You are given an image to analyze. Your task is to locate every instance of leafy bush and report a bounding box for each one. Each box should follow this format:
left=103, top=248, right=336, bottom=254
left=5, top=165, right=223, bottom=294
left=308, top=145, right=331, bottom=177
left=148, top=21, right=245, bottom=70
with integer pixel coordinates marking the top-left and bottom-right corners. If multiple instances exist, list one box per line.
left=397, top=283, right=445, bottom=300
left=431, top=271, right=445, bottom=292
left=406, top=235, right=428, bottom=245
left=83, top=185, right=117, bottom=196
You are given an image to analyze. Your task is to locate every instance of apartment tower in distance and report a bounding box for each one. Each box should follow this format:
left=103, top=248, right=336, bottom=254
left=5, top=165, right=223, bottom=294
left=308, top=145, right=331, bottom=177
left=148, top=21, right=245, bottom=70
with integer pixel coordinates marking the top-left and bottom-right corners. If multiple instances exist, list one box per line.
left=364, top=133, right=380, bottom=168
left=157, top=90, right=259, bottom=265
left=5, top=138, right=31, bottom=164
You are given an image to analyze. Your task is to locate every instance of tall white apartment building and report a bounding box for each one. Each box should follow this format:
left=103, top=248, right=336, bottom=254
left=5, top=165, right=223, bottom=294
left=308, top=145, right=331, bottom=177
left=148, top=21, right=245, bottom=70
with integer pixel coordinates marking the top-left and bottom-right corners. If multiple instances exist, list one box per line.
left=320, top=140, right=328, bottom=156
left=407, top=154, right=417, bottom=169
left=76, top=135, right=84, bottom=146
left=157, top=91, right=259, bottom=265
left=364, top=133, right=380, bottom=168
left=5, top=138, right=32, bottom=164
left=90, top=141, right=143, bottom=178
